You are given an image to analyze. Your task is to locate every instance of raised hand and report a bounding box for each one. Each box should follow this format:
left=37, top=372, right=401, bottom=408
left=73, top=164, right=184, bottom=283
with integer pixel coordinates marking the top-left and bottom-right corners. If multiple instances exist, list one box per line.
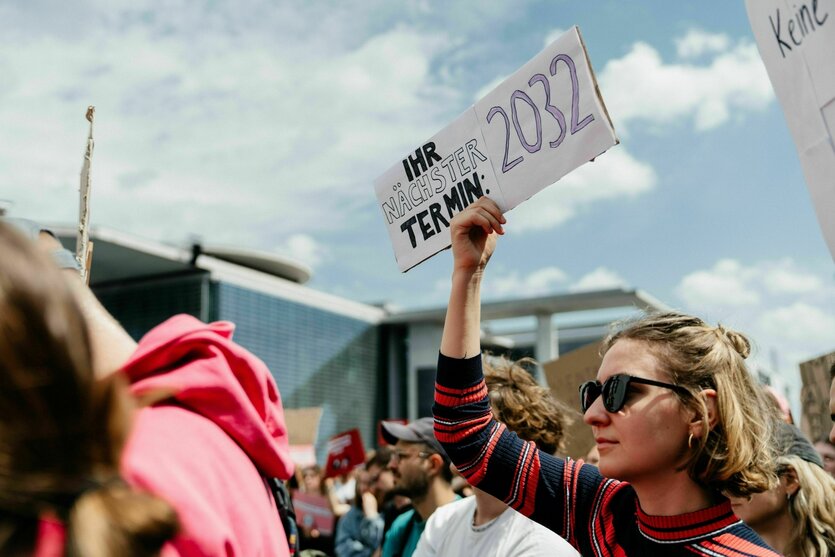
left=449, top=196, right=506, bottom=275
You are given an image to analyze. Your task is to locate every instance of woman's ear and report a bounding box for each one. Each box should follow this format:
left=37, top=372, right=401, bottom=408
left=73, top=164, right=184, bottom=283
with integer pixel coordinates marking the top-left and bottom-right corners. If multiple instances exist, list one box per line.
left=782, top=466, right=800, bottom=497
left=688, top=389, right=718, bottom=438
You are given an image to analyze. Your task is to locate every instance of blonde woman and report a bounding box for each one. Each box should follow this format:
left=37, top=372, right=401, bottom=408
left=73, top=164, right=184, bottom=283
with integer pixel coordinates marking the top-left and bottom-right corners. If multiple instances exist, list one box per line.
left=732, top=422, right=835, bottom=556
left=433, top=197, right=782, bottom=556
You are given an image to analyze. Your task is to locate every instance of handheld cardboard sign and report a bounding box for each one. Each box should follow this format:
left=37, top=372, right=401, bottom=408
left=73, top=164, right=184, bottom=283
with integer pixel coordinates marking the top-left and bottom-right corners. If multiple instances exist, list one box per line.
left=374, top=26, right=618, bottom=271
left=745, top=0, right=835, bottom=260
left=292, top=491, right=335, bottom=536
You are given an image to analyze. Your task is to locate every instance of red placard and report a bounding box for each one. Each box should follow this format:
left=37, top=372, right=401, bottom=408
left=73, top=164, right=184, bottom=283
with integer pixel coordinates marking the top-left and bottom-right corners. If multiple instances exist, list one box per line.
left=292, top=491, right=335, bottom=536
left=324, top=428, right=365, bottom=478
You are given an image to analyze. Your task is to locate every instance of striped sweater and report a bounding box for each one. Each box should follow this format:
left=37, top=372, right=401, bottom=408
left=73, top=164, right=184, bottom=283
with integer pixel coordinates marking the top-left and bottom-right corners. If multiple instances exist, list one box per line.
left=433, top=353, right=782, bottom=557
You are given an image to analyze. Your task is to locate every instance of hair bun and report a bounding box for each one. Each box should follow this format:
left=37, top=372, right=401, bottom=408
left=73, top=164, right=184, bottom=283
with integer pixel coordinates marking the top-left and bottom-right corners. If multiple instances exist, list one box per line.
left=717, top=325, right=751, bottom=359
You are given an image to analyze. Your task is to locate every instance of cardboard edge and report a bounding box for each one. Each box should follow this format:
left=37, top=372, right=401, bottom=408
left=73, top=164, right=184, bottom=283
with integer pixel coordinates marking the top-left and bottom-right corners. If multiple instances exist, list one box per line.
left=399, top=244, right=450, bottom=273
left=575, top=26, right=620, bottom=146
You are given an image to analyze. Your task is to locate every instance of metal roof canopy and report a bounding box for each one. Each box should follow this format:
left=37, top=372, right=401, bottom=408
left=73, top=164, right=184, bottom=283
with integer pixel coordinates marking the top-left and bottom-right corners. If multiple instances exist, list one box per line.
left=50, top=225, right=311, bottom=286
left=52, top=226, right=196, bottom=286
left=384, top=288, right=669, bottom=324
left=48, top=224, right=385, bottom=323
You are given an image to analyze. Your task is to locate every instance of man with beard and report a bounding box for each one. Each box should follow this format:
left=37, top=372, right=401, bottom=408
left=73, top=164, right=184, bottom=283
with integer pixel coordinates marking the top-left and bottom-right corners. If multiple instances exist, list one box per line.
left=829, top=363, right=835, bottom=444
left=379, top=418, right=458, bottom=557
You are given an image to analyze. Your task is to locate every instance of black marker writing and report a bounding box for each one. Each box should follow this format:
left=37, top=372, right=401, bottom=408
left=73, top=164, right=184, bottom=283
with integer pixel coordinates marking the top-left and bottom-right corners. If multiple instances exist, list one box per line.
left=400, top=172, right=484, bottom=248
left=769, top=0, right=828, bottom=58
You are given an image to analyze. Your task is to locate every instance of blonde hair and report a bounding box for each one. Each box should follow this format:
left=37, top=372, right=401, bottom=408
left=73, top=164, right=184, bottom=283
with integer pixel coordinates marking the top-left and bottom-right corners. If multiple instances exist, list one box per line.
left=782, top=455, right=835, bottom=557
left=604, top=312, right=778, bottom=497
left=0, top=223, right=178, bottom=556
left=483, top=355, right=574, bottom=455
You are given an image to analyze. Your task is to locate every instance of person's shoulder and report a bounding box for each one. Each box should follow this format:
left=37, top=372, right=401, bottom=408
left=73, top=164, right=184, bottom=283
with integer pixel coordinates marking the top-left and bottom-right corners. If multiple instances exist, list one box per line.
left=388, top=508, right=417, bottom=532
left=433, top=495, right=474, bottom=518
left=424, top=496, right=474, bottom=530
left=382, top=509, right=418, bottom=556
left=503, top=512, right=578, bottom=556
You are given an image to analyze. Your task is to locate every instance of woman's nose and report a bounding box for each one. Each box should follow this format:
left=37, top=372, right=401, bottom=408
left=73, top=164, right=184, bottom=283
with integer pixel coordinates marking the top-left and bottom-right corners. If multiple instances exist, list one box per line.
left=583, top=395, right=610, bottom=427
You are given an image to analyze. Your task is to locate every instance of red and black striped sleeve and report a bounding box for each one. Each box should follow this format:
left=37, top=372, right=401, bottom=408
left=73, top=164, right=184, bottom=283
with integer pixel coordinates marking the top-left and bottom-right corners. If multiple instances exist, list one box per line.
left=433, top=352, right=609, bottom=548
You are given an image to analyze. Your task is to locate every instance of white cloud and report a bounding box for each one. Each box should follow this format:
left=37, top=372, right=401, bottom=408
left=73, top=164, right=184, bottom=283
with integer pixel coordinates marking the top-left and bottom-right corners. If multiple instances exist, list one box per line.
left=675, top=29, right=730, bottom=59
left=600, top=37, right=773, bottom=132
left=570, top=267, right=628, bottom=292
left=674, top=258, right=835, bottom=371
left=477, top=264, right=630, bottom=299
left=677, top=258, right=827, bottom=310
left=484, top=265, right=568, bottom=298
left=760, top=302, right=835, bottom=345
left=676, top=259, right=760, bottom=308
left=508, top=147, right=656, bottom=232
left=762, top=260, right=824, bottom=294
left=275, top=234, right=327, bottom=269
left=0, top=5, right=457, bottom=249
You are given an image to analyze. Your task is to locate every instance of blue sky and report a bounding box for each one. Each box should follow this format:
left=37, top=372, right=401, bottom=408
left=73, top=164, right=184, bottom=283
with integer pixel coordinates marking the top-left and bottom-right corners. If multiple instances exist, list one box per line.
left=1, top=0, right=833, bottom=404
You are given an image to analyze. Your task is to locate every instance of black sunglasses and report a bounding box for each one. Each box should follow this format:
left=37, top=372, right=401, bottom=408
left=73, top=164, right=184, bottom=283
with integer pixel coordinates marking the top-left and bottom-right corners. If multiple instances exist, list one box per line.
left=579, top=374, right=690, bottom=413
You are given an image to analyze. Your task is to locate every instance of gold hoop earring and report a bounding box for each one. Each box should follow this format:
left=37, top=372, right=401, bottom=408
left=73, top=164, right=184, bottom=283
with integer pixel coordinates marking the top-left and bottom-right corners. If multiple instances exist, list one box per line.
left=688, top=433, right=694, bottom=449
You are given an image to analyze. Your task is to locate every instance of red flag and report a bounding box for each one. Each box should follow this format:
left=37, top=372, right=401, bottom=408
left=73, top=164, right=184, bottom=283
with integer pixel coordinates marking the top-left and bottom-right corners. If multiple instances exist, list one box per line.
left=324, top=428, right=365, bottom=478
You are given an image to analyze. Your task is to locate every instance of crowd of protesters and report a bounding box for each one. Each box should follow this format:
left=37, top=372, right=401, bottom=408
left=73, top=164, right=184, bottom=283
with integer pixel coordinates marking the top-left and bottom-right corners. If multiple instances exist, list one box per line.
left=0, top=206, right=834, bottom=557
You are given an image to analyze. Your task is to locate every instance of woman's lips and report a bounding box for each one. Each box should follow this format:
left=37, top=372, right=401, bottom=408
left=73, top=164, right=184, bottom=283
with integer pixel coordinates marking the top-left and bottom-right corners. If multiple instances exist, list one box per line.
left=596, top=438, right=618, bottom=451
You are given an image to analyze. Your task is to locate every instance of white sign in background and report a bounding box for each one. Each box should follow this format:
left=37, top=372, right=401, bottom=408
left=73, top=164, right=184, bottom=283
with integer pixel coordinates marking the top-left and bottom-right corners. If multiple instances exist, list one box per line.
left=745, top=0, right=835, bottom=260
left=374, top=27, right=619, bottom=272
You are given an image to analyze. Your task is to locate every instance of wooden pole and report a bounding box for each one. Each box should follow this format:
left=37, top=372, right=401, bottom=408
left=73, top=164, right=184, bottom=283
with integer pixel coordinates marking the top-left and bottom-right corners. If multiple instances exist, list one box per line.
left=77, top=106, right=95, bottom=282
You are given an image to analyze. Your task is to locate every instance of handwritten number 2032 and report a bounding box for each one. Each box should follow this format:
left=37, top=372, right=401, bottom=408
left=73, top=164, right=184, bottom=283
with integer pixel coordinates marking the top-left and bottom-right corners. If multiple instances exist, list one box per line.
left=486, top=53, right=594, bottom=174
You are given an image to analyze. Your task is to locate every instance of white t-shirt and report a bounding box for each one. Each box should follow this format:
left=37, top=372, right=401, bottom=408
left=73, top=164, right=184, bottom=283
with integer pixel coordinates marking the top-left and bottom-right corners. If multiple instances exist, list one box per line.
left=412, top=496, right=579, bottom=557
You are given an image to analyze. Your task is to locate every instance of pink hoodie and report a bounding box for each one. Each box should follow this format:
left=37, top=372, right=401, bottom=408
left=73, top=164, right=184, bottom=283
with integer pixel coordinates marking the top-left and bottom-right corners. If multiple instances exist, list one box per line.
left=120, top=315, right=294, bottom=556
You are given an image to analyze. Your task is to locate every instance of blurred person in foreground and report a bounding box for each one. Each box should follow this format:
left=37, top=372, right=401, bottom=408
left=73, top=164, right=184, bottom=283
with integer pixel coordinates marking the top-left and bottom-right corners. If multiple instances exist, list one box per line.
left=379, top=419, right=457, bottom=557
left=829, top=362, right=835, bottom=444
left=413, top=356, right=579, bottom=557
left=0, top=220, right=294, bottom=556
left=0, top=222, right=179, bottom=556
left=731, top=421, right=835, bottom=556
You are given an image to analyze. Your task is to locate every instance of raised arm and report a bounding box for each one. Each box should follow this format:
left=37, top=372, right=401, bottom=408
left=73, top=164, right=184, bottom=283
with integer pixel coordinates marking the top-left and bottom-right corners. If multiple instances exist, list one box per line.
left=35, top=230, right=138, bottom=377
left=439, top=197, right=503, bottom=359
left=433, top=198, right=606, bottom=552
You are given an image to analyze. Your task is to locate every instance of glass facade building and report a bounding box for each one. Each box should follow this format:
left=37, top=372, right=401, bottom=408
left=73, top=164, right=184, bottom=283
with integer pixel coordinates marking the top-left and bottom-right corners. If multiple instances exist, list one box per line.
left=94, top=272, right=383, bottom=462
